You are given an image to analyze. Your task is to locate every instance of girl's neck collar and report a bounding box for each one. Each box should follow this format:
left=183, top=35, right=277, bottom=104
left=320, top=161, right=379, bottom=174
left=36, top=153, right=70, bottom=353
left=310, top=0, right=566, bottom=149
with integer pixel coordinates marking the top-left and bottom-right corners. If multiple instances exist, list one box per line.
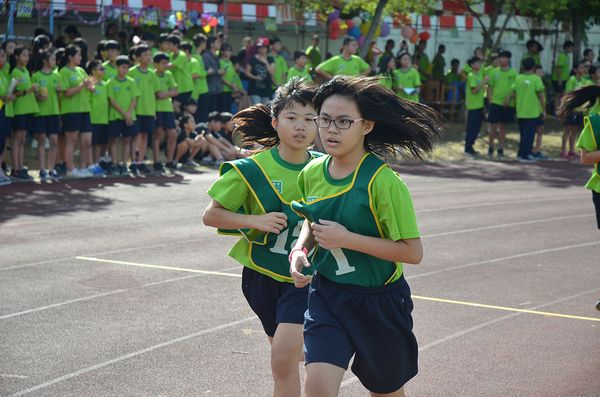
left=41, top=67, right=52, bottom=73
left=327, top=150, right=368, bottom=180
left=276, top=143, right=311, bottom=165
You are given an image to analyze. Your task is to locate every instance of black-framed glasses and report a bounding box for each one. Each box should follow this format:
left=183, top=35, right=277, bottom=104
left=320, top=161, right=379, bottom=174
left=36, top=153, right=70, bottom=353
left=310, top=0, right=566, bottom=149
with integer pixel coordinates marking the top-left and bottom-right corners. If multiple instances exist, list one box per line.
left=314, top=116, right=364, bottom=129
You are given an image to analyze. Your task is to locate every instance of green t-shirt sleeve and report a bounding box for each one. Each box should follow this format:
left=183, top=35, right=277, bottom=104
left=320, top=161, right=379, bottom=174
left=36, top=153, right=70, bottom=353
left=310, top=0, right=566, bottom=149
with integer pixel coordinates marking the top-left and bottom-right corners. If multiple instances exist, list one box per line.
left=565, top=76, right=575, bottom=92
left=206, top=169, right=252, bottom=213
left=106, top=80, right=114, bottom=98
left=577, top=120, right=597, bottom=150
left=317, top=57, right=335, bottom=74
left=414, top=69, right=421, bottom=86
left=371, top=168, right=420, bottom=241
left=468, top=73, right=479, bottom=89
left=132, top=79, right=141, bottom=97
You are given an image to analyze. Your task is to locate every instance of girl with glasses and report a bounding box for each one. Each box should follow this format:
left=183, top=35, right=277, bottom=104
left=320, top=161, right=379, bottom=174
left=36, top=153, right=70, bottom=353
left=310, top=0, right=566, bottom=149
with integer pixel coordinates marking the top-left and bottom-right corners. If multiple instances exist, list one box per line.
left=203, top=77, right=322, bottom=397
left=289, top=75, right=441, bottom=397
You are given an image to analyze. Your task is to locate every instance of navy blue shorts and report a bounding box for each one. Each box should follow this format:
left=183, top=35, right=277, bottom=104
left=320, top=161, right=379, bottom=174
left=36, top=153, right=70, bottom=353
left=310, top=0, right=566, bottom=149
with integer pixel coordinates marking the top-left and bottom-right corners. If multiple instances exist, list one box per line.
left=173, top=91, right=192, bottom=104
left=92, top=124, right=108, bottom=146
left=32, top=115, right=62, bottom=135
left=12, top=114, right=33, bottom=131
left=107, top=119, right=139, bottom=138
left=593, top=190, right=600, bottom=229
left=155, top=111, right=176, bottom=130
left=304, top=272, right=418, bottom=394
left=136, top=115, right=156, bottom=135
left=565, top=113, right=584, bottom=126
left=537, top=115, right=545, bottom=126
left=241, top=266, right=309, bottom=337
left=552, top=80, right=565, bottom=93
left=62, top=112, right=92, bottom=133
left=487, top=103, right=515, bottom=124
left=5, top=116, right=12, bottom=138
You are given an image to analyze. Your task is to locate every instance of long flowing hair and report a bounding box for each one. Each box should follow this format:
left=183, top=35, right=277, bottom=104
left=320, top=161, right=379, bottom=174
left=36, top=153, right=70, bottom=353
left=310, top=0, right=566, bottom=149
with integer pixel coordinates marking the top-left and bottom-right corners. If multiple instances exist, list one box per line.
left=557, top=85, right=600, bottom=120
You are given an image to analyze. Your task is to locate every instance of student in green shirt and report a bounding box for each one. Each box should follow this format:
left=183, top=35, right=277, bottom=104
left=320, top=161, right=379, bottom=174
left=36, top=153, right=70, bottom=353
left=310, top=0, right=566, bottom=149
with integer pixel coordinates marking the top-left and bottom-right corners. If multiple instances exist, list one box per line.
left=305, top=34, right=321, bottom=74
left=102, top=40, right=120, bottom=81
left=220, top=43, right=243, bottom=113
left=107, top=55, right=140, bottom=175
left=519, top=40, right=541, bottom=72
left=192, top=33, right=210, bottom=123
left=32, top=50, right=62, bottom=179
left=59, top=45, right=97, bottom=178
left=166, top=34, right=193, bottom=116
left=152, top=52, right=179, bottom=173
left=378, top=55, right=396, bottom=91
left=458, top=47, right=484, bottom=80
left=532, top=65, right=549, bottom=160
left=561, top=61, right=589, bottom=158
left=315, top=37, right=371, bottom=80
left=552, top=41, right=574, bottom=112
left=287, top=51, right=313, bottom=83
left=87, top=60, right=110, bottom=175
left=393, top=52, right=421, bottom=102
left=504, top=57, right=545, bottom=162
left=9, top=45, right=40, bottom=180
left=128, top=45, right=160, bottom=175
left=0, top=46, right=16, bottom=185
left=431, top=44, right=446, bottom=81
left=414, top=40, right=430, bottom=82
left=270, top=37, right=289, bottom=90
left=487, top=50, right=518, bottom=157
left=465, top=56, right=490, bottom=155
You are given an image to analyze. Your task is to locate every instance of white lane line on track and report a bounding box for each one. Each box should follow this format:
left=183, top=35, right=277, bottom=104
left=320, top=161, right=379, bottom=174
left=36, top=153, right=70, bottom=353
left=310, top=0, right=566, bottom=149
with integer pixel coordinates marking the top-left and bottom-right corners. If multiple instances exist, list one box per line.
left=421, top=213, right=591, bottom=238
left=341, top=286, right=600, bottom=391
left=415, top=194, right=587, bottom=214
left=407, top=241, right=600, bottom=280
left=0, top=265, right=241, bottom=320
left=6, top=316, right=257, bottom=397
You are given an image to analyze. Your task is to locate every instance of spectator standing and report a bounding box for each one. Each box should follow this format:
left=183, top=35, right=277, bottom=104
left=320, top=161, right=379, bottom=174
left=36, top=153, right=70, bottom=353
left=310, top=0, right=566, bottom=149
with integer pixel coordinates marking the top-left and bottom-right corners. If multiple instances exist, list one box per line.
left=414, top=40, right=430, bottom=82
left=315, top=37, right=371, bottom=80
left=270, top=37, right=289, bottom=91
left=152, top=51, right=179, bottom=173
left=191, top=34, right=210, bottom=123
left=306, top=34, right=321, bottom=74
left=552, top=41, right=574, bottom=114
left=464, top=57, right=489, bottom=155
left=102, top=40, right=120, bottom=81
left=203, top=36, right=225, bottom=113
left=286, top=51, right=312, bottom=82
left=378, top=39, right=395, bottom=70
left=396, top=39, right=408, bottom=57
left=431, top=44, right=446, bottom=81
left=487, top=51, right=518, bottom=158
left=246, top=37, right=275, bottom=105
left=393, top=52, right=421, bottom=102
left=167, top=34, right=193, bottom=116
left=237, top=36, right=253, bottom=89
left=520, top=40, right=541, bottom=72
left=87, top=59, right=110, bottom=174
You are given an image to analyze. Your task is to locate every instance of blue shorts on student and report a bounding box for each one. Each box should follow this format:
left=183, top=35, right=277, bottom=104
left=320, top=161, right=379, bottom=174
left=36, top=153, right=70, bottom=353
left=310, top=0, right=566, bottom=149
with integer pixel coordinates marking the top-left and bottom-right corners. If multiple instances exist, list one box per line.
left=174, top=91, right=192, bottom=105
left=12, top=114, right=33, bottom=131
left=108, top=119, right=139, bottom=137
left=552, top=80, right=565, bottom=93
left=33, top=115, right=62, bottom=135
left=62, top=112, right=92, bottom=132
left=241, top=266, right=308, bottom=338
left=565, top=113, right=583, bottom=127
left=92, top=124, right=108, bottom=146
left=303, top=272, right=418, bottom=394
left=487, top=103, right=515, bottom=124
left=136, top=115, right=156, bottom=136
left=155, top=112, right=176, bottom=130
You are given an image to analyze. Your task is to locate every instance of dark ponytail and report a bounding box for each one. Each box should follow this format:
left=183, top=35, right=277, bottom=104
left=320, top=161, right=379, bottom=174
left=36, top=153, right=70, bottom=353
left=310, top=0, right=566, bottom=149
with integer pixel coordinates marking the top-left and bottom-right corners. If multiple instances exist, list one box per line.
left=312, top=75, right=442, bottom=161
left=232, top=76, right=318, bottom=150
left=34, top=49, right=54, bottom=73
left=8, top=45, right=27, bottom=74
left=557, top=85, right=600, bottom=120
left=28, top=34, right=51, bottom=72
left=59, top=44, right=80, bottom=70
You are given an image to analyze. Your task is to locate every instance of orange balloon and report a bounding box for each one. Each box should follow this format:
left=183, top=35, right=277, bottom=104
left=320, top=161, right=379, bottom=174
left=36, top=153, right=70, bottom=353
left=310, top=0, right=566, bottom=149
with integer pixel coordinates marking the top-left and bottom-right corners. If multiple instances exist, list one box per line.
left=409, top=34, right=419, bottom=44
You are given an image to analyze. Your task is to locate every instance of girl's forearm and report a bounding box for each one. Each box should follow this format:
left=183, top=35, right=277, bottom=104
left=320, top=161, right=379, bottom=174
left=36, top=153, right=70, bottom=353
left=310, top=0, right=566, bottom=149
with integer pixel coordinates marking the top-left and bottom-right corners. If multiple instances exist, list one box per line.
left=341, top=232, right=423, bottom=264
left=203, top=202, right=258, bottom=230
left=581, top=148, right=600, bottom=165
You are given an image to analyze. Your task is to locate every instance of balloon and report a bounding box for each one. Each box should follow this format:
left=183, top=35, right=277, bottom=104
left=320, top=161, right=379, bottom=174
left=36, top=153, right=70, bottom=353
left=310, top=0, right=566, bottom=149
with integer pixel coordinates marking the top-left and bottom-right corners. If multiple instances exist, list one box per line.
left=348, top=26, right=361, bottom=39
left=352, top=16, right=363, bottom=28
left=209, top=17, right=218, bottom=27
left=402, top=25, right=415, bottom=39
left=328, top=9, right=340, bottom=21
left=380, top=22, right=391, bottom=38
left=203, top=24, right=211, bottom=33
left=176, top=11, right=182, bottom=20
left=330, top=18, right=341, bottom=31
left=346, top=19, right=354, bottom=29
left=357, top=35, right=366, bottom=48
left=373, top=25, right=381, bottom=39
left=196, top=19, right=203, bottom=26
left=160, top=21, right=167, bottom=29
left=329, top=30, right=339, bottom=40
left=419, top=31, right=431, bottom=41
left=201, top=13, right=211, bottom=20
left=409, top=34, right=419, bottom=44
left=360, top=21, right=371, bottom=35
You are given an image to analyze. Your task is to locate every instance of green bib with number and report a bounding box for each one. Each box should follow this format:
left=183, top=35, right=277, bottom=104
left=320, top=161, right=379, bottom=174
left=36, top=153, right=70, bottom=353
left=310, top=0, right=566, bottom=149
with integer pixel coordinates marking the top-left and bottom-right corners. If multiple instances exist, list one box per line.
left=291, top=154, right=401, bottom=287
left=218, top=153, right=321, bottom=281
left=584, top=112, right=600, bottom=177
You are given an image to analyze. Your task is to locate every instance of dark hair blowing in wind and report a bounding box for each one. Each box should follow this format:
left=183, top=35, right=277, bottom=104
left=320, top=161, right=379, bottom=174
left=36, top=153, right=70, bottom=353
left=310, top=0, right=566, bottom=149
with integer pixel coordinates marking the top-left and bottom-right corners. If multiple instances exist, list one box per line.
left=312, top=75, right=442, bottom=161
left=231, top=76, right=318, bottom=150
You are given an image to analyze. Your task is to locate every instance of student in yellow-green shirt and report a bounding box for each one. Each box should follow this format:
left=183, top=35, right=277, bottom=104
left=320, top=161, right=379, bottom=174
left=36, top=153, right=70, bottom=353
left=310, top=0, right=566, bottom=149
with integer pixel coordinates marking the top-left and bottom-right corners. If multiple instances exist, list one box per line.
left=378, top=54, right=396, bottom=91
left=487, top=51, right=518, bottom=158
left=561, top=61, right=590, bottom=158
left=102, top=40, right=120, bottom=81
left=532, top=65, right=549, bottom=160
left=32, top=50, right=62, bottom=179
left=269, top=37, right=289, bottom=91
left=552, top=41, right=574, bottom=112
left=220, top=44, right=246, bottom=113
left=192, top=33, right=210, bottom=123
left=393, top=52, right=421, bottom=102
left=87, top=59, right=110, bottom=176
left=464, top=56, right=490, bottom=155
left=152, top=51, right=179, bottom=173
left=286, top=51, right=313, bottom=83
left=0, top=46, right=16, bottom=185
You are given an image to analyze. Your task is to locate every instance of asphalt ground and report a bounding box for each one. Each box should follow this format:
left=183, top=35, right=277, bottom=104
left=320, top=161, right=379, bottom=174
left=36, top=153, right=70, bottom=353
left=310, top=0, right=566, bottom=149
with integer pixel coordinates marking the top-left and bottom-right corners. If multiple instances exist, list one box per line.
left=1, top=159, right=599, bottom=397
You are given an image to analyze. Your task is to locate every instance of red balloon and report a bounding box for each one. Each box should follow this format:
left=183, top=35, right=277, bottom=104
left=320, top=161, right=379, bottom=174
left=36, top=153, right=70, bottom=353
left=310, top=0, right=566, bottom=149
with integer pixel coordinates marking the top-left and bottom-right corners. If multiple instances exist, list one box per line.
left=329, top=30, right=339, bottom=40
left=418, top=31, right=430, bottom=41
left=346, top=19, right=354, bottom=29
left=330, top=18, right=341, bottom=31
left=209, top=17, right=218, bottom=27
left=409, top=34, right=419, bottom=44
left=401, top=25, right=416, bottom=39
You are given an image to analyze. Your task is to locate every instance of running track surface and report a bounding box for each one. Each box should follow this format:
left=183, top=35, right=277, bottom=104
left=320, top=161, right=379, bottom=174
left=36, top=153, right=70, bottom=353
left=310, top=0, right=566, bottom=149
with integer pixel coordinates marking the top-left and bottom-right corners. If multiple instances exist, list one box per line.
left=1, top=160, right=599, bottom=397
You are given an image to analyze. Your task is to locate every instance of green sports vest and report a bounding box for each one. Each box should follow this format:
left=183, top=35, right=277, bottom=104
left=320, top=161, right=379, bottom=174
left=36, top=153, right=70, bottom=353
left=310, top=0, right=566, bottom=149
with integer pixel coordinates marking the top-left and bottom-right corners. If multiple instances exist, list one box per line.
left=584, top=113, right=600, bottom=177
left=217, top=152, right=322, bottom=281
left=291, top=154, right=402, bottom=287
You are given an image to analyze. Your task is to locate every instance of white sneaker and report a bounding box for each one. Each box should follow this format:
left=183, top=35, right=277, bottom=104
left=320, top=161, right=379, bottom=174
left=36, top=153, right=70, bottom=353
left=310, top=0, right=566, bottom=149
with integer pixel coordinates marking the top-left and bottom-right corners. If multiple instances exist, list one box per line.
left=31, top=139, right=38, bottom=149
left=67, top=168, right=86, bottom=178
left=0, top=172, right=11, bottom=186
left=81, top=168, right=94, bottom=177
left=45, top=138, right=50, bottom=149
